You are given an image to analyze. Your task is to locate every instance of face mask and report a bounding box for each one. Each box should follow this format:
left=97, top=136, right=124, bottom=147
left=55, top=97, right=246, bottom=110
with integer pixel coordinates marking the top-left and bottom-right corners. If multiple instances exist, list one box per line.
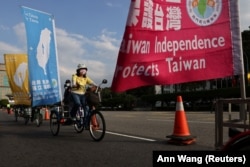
left=80, top=69, right=87, bottom=74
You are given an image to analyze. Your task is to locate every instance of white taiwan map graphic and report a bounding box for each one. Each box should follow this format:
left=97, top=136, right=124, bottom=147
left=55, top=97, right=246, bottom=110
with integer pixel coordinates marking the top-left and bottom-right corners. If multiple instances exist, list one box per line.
left=13, top=62, right=28, bottom=88
left=36, top=28, right=51, bottom=75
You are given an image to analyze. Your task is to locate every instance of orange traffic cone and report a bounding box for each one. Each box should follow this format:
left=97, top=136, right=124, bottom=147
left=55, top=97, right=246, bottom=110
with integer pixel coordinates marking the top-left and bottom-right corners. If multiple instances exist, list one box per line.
left=44, top=108, right=50, bottom=120
left=166, top=96, right=196, bottom=145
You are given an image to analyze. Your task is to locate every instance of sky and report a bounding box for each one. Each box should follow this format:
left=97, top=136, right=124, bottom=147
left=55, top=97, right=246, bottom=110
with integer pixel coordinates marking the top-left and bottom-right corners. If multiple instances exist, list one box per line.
left=0, top=0, right=250, bottom=90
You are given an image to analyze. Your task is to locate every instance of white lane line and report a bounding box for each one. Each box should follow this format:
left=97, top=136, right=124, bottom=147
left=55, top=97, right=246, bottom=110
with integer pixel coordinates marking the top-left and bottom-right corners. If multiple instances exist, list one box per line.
left=147, top=119, right=215, bottom=124
left=106, top=131, right=156, bottom=142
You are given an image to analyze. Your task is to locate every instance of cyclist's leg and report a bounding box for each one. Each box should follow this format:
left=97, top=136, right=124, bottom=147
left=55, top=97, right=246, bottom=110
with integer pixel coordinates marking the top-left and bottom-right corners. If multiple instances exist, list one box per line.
left=80, top=94, right=86, bottom=111
left=80, top=94, right=89, bottom=127
left=71, top=93, right=81, bottom=118
left=81, top=95, right=91, bottom=128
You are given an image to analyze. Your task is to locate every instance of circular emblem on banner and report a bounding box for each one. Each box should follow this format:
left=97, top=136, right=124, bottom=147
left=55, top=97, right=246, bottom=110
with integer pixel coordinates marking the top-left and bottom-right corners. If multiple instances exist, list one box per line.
left=52, top=79, right=58, bottom=88
left=187, top=0, right=222, bottom=26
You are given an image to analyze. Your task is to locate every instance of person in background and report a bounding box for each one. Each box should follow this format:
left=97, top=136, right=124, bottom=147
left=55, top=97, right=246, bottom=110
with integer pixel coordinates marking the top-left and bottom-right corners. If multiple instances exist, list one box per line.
left=7, top=103, right=11, bottom=114
left=63, top=79, right=72, bottom=105
left=63, top=79, right=73, bottom=118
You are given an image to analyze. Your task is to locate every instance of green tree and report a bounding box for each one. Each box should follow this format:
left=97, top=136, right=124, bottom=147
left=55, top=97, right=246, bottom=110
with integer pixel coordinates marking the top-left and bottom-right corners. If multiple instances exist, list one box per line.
left=0, top=99, right=9, bottom=107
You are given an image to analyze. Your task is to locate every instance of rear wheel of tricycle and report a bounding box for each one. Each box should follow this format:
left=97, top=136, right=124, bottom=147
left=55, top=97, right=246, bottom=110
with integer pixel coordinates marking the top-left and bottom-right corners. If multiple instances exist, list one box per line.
left=24, top=116, right=29, bottom=125
left=50, top=111, right=60, bottom=136
left=14, top=110, right=18, bottom=122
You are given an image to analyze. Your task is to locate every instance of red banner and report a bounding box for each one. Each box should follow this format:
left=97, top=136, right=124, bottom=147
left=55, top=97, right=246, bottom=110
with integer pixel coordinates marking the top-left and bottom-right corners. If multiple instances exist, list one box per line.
left=111, top=0, right=242, bottom=92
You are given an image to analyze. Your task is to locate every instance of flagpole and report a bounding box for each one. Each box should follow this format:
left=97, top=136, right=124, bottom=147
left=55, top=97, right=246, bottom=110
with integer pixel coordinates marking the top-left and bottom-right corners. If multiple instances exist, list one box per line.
left=231, top=0, right=246, bottom=120
left=52, top=16, right=62, bottom=103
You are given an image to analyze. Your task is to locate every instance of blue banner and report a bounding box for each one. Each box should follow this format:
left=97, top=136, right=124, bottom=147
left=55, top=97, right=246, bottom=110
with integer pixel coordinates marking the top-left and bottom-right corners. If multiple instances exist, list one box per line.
left=21, top=6, right=61, bottom=107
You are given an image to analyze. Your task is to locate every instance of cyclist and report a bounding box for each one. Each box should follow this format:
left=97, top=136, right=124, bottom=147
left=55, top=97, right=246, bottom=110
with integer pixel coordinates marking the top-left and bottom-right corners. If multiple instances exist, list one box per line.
left=70, top=64, right=96, bottom=121
left=62, top=79, right=74, bottom=122
left=63, top=79, right=72, bottom=106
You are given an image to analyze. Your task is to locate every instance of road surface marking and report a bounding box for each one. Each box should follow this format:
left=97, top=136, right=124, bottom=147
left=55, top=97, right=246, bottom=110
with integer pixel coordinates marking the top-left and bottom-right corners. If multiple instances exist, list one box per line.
left=147, top=118, right=214, bottom=124
left=106, top=131, right=156, bottom=142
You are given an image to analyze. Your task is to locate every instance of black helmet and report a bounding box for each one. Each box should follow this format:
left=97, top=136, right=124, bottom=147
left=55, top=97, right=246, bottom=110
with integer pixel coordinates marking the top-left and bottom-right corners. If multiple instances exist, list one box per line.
left=65, top=79, right=71, bottom=83
left=64, top=79, right=71, bottom=88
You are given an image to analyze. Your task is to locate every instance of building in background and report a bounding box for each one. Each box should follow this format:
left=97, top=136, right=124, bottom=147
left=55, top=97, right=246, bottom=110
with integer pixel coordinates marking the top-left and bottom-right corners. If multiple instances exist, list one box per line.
left=0, top=63, right=12, bottom=100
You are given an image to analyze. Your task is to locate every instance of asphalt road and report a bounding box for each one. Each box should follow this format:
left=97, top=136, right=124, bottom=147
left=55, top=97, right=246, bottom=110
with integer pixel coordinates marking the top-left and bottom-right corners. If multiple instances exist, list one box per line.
left=0, top=109, right=231, bottom=167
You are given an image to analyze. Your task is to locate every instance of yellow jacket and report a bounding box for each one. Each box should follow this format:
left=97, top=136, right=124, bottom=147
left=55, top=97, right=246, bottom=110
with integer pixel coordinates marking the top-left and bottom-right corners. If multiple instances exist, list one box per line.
left=71, top=74, right=95, bottom=95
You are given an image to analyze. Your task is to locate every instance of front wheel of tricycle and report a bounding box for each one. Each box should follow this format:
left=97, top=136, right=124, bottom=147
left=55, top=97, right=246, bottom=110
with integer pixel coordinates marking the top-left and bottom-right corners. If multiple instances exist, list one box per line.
left=50, top=111, right=60, bottom=136
left=89, top=110, right=106, bottom=141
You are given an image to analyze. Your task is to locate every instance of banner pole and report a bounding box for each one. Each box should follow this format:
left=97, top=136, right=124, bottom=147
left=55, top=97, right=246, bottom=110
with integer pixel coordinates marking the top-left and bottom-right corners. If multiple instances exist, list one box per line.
left=239, top=73, right=246, bottom=120
left=238, top=2, right=247, bottom=120
left=230, top=0, right=246, bottom=120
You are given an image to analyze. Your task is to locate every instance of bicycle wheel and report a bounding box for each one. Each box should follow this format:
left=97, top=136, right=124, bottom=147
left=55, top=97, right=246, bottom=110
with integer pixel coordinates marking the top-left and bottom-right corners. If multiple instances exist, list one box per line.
left=14, top=110, right=18, bottom=122
left=89, top=110, right=106, bottom=141
left=24, top=116, right=29, bottom=125
left=74, top=118, right=84, bottom=133
left=50, top=111, right=60, bottom=136
left=24, top=107, right=31, bottom=125
left=222, top=130, right=250, bottom=151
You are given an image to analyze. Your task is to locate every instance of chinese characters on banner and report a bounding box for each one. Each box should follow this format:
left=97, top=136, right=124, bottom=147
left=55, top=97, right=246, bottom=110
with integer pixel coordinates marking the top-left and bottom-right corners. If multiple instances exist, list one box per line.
left=21, top=6, right=62, bottom=107
left=4, top=54, right=31, bottom=105
left=111, top=0, right=242, bottom=92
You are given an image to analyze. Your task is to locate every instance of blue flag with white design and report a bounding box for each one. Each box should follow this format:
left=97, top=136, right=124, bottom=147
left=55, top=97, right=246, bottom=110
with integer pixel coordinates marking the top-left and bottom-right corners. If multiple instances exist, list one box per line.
left=21, top=6, right=61, bottom=107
